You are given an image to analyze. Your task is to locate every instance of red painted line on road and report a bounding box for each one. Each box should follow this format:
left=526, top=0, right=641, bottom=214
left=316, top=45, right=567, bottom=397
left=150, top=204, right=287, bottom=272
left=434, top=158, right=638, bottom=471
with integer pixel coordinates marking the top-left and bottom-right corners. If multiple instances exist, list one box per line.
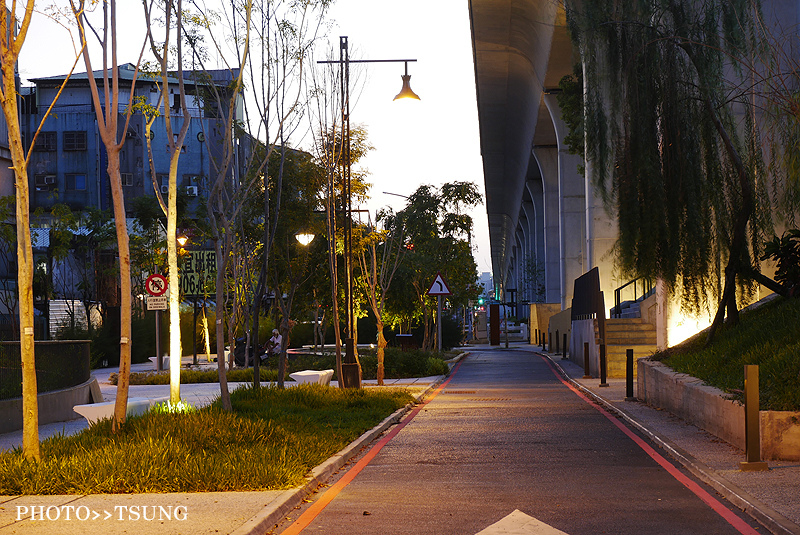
left=541, top=355, right=759, bottom=535
left=280, top=360, right=465, bottom=535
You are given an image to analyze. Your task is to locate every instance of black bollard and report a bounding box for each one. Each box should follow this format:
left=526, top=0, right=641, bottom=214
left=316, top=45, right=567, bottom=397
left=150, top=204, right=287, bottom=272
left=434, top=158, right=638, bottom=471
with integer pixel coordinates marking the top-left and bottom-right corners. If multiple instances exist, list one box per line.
left=555, top=330, right=560, bottom=353
left=535, top=329, right=539, bottom=345
left=625, top=348, right=635, bottom=400
left=583, top=342, right=591, bottom=379
left=562, top=333, right=568, bottom=360
left=599, top=344, right=609, bottom=387
left=542, top=332, right=547, bottom=351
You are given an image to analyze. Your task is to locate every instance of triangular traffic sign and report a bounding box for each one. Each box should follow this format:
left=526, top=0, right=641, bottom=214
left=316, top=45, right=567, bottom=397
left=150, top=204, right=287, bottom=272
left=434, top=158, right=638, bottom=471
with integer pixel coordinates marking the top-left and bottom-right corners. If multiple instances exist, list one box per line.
left=427, top=272, right=452, bottom=296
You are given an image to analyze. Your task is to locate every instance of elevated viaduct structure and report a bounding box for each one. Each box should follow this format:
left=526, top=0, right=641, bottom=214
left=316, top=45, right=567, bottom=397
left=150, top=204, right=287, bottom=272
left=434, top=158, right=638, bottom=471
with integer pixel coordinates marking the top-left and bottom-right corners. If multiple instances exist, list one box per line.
left=469, top=0, right=798, bottom=352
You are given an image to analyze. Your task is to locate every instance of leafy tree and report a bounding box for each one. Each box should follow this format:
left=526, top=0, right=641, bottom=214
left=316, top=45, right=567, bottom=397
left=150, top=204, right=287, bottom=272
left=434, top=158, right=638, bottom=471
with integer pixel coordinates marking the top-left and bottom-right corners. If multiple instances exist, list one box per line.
left=182, top=0, right=330, bottom=398
left=391, top=182, right=482, bottom=351
left=312, top=122, right=373, bottom=385
left=762, top=230, right=800, bottom=296
left=357, top=208, right=405, bottom=385
left=268, top=150, right=325, bottom=387
left=565, top=0, right=784, bottom=342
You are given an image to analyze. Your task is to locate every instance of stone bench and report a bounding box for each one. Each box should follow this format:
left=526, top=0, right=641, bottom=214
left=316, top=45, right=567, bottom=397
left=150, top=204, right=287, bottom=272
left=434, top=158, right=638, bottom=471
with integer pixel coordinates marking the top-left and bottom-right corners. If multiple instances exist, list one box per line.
left=148, top=356, right=170, bottom=368
left=289, top=369, right=334, bottom=386
left=73, top=397, right=170, bottom=425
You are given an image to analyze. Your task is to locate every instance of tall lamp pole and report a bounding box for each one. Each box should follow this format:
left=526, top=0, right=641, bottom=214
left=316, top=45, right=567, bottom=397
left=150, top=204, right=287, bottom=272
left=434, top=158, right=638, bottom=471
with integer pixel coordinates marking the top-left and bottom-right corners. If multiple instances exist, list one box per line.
left=319, top=36, right=419, bottom=388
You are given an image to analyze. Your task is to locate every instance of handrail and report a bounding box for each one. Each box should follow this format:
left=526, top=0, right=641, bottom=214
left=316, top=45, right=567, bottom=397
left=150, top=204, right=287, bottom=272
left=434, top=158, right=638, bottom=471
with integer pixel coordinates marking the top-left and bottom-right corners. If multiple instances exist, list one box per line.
left=613, top=277, right=654, bottom=318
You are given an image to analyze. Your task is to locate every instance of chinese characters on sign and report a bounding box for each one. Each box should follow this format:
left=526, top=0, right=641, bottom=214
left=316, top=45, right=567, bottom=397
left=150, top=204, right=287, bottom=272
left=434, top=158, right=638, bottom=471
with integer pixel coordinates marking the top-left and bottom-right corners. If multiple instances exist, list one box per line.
left=180, top=250, right=216, bottom=296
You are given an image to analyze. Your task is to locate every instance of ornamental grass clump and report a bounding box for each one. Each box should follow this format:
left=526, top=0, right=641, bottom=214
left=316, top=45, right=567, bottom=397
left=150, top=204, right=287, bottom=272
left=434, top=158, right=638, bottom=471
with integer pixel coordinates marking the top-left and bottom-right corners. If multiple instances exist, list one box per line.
left=0, top=384, right=414, bottom=495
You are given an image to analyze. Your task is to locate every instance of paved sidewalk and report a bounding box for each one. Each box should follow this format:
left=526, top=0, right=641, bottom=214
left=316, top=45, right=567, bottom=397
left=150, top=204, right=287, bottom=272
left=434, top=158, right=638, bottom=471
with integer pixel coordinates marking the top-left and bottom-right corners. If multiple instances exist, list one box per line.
left=540, top=348, right=800, bottom=535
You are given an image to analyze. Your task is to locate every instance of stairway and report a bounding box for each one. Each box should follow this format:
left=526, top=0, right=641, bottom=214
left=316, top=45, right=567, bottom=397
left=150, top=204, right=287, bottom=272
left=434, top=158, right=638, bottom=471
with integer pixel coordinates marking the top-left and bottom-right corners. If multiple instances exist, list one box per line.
left=603, top=318, right=657, bottom=378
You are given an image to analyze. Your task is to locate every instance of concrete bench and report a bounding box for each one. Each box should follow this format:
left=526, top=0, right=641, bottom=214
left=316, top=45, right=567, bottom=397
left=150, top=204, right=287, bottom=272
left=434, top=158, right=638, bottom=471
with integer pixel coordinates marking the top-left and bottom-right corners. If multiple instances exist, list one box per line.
left=73, top=397, right=169, bottom=425
left=148, top=356, right=170, bottom=369
left=289, top=369, right=334, bottom=386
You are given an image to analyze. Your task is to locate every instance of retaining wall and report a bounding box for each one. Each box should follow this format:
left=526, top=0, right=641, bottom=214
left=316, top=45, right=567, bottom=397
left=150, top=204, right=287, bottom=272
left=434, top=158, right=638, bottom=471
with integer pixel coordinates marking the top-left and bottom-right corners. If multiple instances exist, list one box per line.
left=0, top=377, right=103, bottom=434
left=637, top=358, right=800, bottom=461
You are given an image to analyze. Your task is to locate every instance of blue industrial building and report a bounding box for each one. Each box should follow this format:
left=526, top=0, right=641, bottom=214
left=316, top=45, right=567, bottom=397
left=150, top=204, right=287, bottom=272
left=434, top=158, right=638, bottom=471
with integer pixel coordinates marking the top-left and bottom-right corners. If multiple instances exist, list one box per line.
left=20, top=63, right=241, bottom=215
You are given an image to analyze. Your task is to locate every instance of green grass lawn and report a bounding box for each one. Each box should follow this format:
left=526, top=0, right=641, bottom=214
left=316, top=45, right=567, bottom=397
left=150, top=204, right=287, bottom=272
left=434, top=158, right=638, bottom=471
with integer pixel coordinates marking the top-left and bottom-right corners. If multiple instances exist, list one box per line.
left=0, top=385, right=414, bottom=495
left=656, top=296, right=800, bottom=411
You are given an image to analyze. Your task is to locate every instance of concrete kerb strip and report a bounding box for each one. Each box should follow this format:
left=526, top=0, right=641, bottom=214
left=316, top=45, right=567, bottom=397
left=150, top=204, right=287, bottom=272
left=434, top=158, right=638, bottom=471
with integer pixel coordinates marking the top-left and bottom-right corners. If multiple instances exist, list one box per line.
left=233, top=352, right=468, bottom=535
left=541, top=352, right=800, bottom=535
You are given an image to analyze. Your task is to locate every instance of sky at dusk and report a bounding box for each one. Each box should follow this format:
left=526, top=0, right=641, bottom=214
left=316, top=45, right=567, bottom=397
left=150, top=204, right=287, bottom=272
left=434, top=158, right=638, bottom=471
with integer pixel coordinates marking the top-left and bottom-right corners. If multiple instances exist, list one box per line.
left=17, top=0, right=492, bottom=275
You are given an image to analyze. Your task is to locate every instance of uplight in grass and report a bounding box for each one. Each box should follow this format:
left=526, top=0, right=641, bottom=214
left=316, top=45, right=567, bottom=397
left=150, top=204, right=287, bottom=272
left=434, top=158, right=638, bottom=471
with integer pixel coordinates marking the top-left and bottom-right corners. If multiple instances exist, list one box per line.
left=152, top=400, right=196, bottom=414
left=668, top=310, right=711, bottom=346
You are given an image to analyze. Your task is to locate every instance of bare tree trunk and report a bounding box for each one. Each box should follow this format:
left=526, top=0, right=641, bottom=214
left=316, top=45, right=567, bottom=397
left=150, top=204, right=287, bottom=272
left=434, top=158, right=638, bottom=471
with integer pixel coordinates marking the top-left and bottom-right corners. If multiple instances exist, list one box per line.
left=214, top=238, right=232, bottom=411
left=376, top=320, right=386, bottom=385
left=70, top=0, right=146, bottom=429
left=1, top=0, right=38, bottom=461
left=107, top=152, right=133, bottom=428
left=701, top=96, right=753, bottom=343
left=326, top=169, right=344, bottom=387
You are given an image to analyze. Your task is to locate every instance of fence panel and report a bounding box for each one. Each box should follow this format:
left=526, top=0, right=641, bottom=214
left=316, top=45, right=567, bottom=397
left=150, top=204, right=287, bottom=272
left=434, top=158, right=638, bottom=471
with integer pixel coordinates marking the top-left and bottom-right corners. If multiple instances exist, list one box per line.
left=0, top=341, right=91, bottom=400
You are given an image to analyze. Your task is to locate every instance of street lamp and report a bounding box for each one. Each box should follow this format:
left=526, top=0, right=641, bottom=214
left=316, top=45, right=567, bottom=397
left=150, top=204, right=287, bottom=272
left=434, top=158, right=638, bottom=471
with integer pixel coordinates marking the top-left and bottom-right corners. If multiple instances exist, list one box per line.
left=295, top=233, right=315, bottom=246
left=319, top=36, right=419, bottom=388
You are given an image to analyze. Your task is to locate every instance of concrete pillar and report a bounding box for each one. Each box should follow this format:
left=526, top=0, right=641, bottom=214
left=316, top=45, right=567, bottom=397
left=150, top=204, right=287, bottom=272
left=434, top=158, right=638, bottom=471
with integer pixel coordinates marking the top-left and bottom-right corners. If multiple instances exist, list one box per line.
left=532, top=147, right=561, bottom=304
left=520, top=201, right=536, bottom=304
left=581, top=59, right=619, bottom=315
left=544, top=93, right=586, bottom=310
left=525, top=180, right=546, bottom=275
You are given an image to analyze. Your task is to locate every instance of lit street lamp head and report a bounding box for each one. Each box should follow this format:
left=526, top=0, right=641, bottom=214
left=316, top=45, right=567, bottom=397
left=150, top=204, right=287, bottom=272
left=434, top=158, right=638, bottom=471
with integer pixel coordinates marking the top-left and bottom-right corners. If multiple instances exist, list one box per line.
left=295, top=233, right=315, bottom=246
left=394, top=74, right=420, bottom=101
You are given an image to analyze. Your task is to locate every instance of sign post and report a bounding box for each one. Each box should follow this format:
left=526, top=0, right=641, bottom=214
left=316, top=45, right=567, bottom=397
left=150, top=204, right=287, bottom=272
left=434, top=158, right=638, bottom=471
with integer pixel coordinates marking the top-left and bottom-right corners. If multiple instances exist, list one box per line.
left=427, top=272, right=452, bottom=352
left=180, top=250, right=216, bottom=365
left=145, top=274, right=168, bottom=371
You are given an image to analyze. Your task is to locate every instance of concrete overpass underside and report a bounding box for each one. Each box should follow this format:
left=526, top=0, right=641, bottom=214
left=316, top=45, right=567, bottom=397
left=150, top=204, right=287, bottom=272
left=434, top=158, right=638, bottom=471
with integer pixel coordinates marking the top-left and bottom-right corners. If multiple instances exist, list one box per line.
left=469, top=0, right=604, bottom=313
left=469, top=0, right=793, bottom=350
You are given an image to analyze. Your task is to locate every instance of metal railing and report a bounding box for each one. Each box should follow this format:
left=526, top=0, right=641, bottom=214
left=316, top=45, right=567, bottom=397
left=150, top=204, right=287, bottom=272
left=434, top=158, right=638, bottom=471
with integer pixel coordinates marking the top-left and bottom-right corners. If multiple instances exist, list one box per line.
left=612, top=278, right=654, bottom=318
left=0, top=341, right=91, bottom=400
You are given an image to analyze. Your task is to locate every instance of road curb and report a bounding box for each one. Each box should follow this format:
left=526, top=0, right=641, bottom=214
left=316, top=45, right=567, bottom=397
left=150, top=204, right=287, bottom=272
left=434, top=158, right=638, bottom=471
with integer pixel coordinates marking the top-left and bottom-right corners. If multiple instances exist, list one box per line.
left=233, top=353, right=469, bottom=535
left=541, top=352, right=800, bottom=535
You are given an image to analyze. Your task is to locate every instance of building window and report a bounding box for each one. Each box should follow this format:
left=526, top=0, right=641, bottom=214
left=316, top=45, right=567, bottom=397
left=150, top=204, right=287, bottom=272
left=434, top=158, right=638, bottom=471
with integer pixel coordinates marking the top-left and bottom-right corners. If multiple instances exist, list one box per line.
left=34, top=174, right=56, bottom=191
left=33, top=132, right=57, bottom=152
left=121, top=173, right=133, bottom=187
left=157, top=173, right=169, bottom=195
left=63, top=131, right=87, bottom=151
left=65, top=173, right=87, bottom=191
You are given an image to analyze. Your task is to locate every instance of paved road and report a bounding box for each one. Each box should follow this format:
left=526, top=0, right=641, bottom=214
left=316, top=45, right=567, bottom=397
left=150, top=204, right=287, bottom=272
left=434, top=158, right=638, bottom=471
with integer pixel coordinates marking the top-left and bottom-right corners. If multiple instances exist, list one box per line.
left=270, top=348, right=762, bottom=535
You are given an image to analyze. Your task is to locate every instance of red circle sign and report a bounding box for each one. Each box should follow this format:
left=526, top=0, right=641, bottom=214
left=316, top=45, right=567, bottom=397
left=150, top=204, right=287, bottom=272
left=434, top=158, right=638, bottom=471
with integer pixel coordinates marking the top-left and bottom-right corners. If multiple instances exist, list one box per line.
left=145, top=274, right=168, bottom=296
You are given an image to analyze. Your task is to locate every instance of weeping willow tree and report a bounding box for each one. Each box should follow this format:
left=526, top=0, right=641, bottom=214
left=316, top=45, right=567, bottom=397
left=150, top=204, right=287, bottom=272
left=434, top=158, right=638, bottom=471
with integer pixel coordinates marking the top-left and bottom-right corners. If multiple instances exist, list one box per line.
left=564, top=0, right=789, bottom=342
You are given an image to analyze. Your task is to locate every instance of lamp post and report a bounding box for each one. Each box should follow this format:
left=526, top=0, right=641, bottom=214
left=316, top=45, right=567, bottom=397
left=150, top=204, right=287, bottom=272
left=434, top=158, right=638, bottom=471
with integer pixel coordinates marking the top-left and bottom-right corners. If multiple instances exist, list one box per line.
left=319, top=36, right=419, bottom=388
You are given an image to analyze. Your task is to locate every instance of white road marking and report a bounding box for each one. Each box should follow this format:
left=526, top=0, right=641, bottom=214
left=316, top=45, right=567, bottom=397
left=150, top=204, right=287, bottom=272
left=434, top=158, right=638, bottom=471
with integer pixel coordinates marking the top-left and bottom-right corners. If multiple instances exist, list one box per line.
left=475, top=510, right=571, bottom=535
